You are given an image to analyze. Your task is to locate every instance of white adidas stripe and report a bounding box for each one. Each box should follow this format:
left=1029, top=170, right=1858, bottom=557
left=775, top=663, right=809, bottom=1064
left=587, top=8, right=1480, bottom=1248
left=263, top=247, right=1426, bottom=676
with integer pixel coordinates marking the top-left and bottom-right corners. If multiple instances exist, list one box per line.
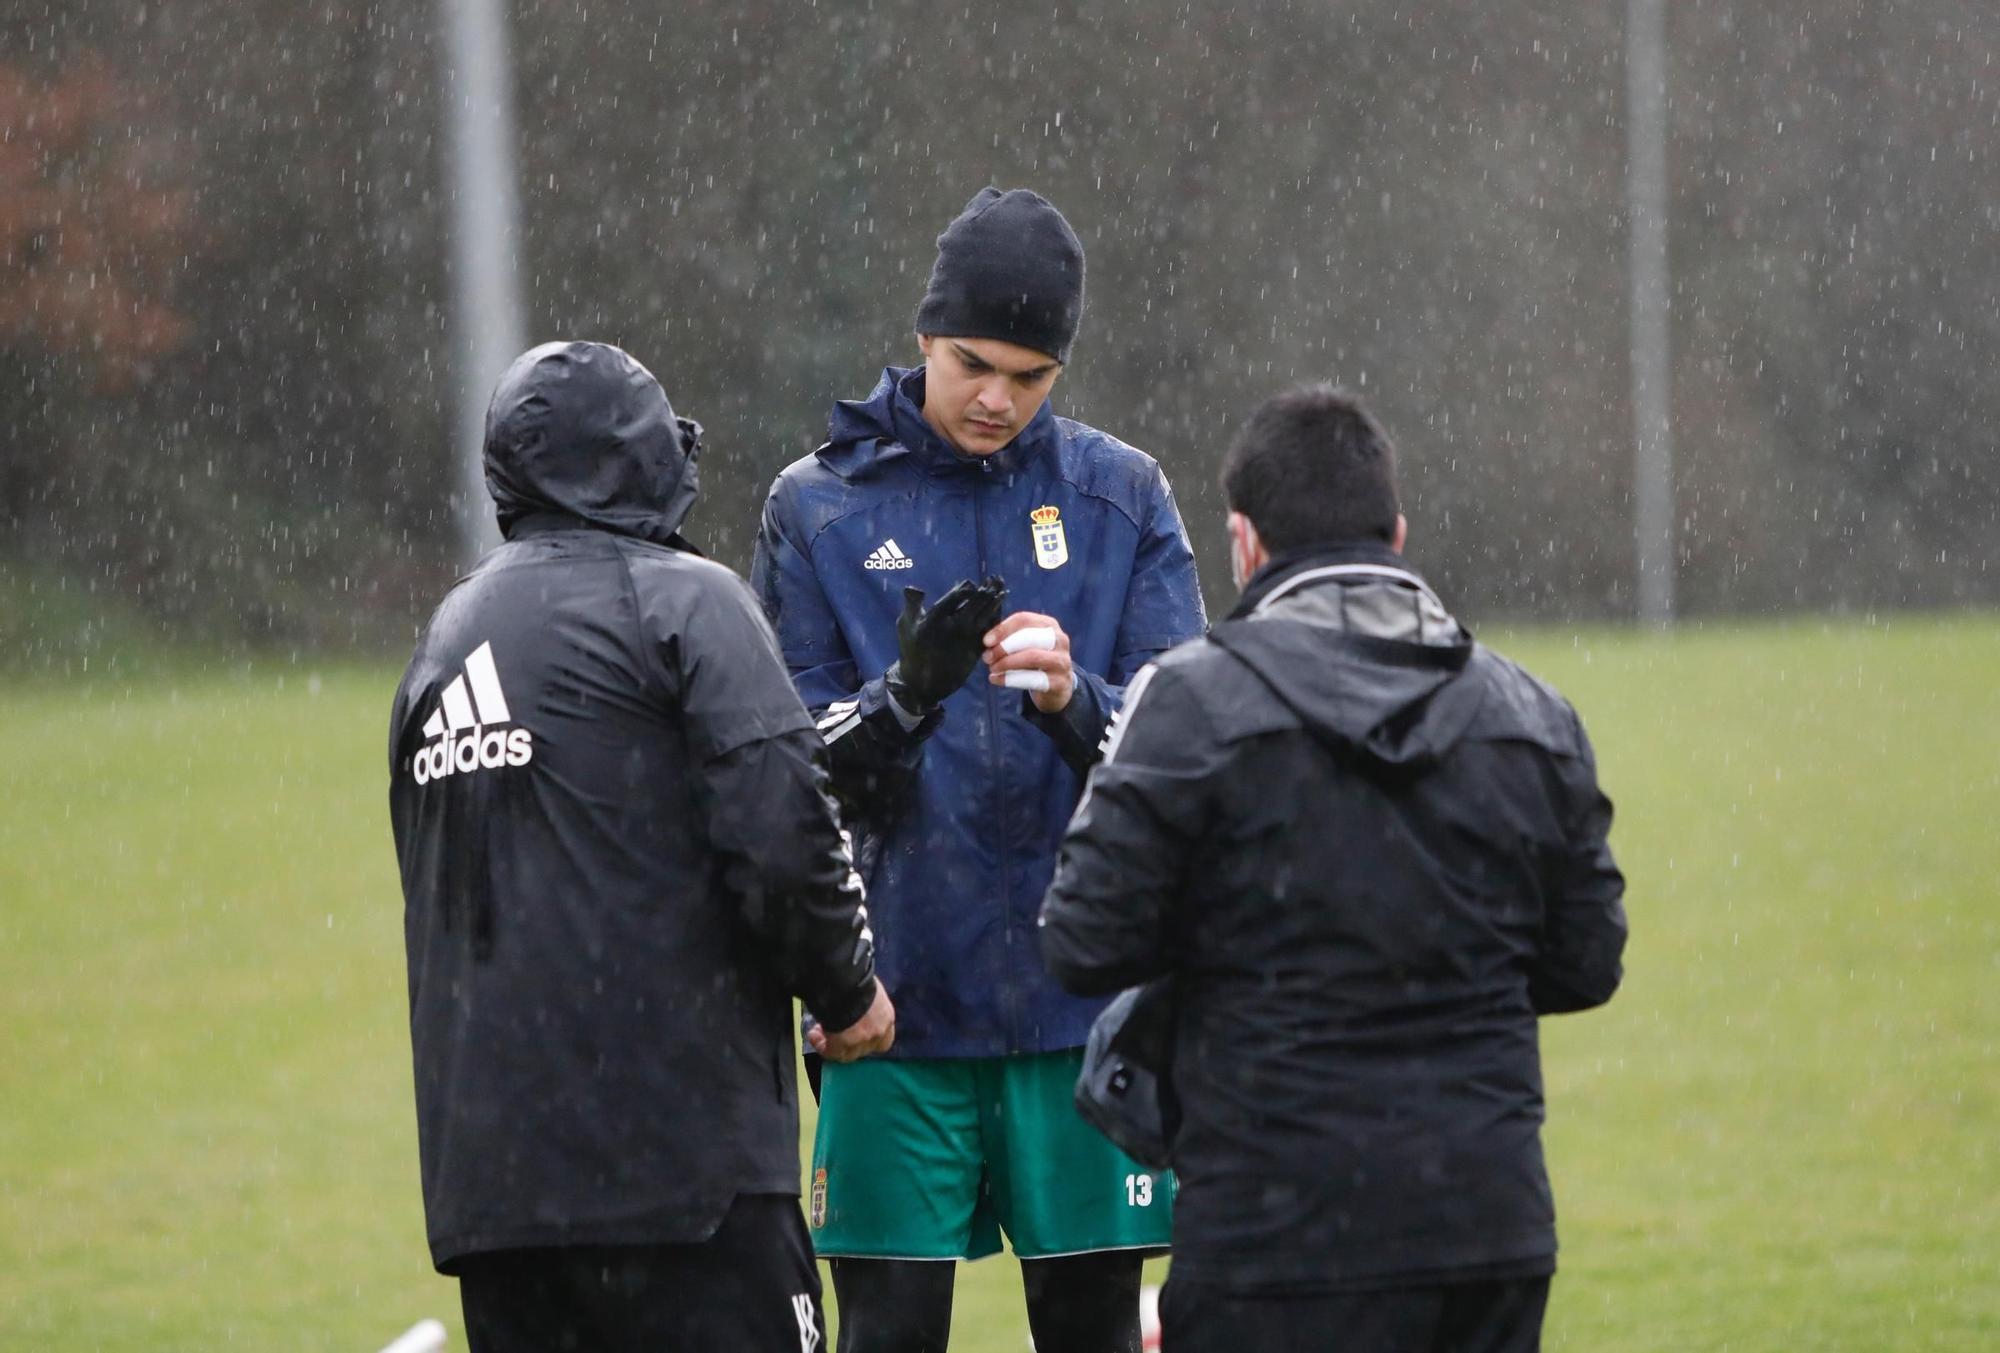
left=422, top=641, right=515, bottom=737
left=792, top=1292, right=821, bottom=1351
left=439, top=675, right=475, bottom=731
left=463, top=641, right=512, bottom=723
left=817, top=699, right=861, bottom=731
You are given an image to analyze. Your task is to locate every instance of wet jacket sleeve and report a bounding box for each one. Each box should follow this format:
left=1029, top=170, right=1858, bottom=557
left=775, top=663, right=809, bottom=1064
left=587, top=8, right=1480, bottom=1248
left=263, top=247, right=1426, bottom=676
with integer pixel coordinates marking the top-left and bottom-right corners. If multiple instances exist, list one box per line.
left=1529, top=711, right=1628, bottom=1014
left=1024, top=465, right=1210, bottom=776
left=1040, top=664, right=1213, bottom=994
left=675, top=571, right=879, bottom=1033
left=751, top=484, right=940, bottom=821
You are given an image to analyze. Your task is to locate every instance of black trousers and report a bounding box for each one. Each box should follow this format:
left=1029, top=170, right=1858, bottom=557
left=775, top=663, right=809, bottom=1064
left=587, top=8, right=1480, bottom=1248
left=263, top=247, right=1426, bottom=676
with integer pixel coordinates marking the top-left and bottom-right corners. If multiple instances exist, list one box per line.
left=828, top=1250, right=1144, bottom=1353
left=455, top=1194, right=827, bottom=1353
left=1160, top=1275, right=1551, bottom=1353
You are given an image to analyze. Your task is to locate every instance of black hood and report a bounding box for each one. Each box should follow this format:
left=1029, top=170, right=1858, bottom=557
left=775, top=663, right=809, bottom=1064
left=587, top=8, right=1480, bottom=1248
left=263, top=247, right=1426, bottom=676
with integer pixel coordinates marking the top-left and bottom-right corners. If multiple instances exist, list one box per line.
left=483, top=341, right=702, bottom=548
left=1208, top=546, right=1481, bottom=776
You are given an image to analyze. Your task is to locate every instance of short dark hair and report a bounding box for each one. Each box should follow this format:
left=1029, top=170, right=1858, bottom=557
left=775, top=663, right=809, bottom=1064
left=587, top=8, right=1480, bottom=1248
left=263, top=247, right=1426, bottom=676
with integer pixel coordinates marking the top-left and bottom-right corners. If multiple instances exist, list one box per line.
left=1220, top=384, right=1401, bottom=553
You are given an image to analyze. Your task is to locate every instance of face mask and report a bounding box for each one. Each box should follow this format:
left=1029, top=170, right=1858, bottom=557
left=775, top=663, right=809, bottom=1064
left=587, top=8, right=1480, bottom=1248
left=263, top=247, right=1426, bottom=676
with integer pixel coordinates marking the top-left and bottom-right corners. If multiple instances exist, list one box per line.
left=1229, top=515, right=1255, bottom=591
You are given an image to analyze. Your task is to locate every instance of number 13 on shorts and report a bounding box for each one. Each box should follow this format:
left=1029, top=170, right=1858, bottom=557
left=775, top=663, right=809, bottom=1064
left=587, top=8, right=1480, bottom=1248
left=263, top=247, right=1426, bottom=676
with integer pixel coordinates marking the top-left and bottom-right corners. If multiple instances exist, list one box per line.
left=1124, top=1173, right=1156, bottom=1207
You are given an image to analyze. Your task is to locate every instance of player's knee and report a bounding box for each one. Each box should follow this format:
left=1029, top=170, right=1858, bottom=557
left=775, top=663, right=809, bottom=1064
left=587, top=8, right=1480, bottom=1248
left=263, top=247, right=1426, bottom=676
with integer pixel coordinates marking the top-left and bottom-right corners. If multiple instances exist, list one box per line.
left=1021, top=1252, right=1143, bottom=1353
left=829, top=1258, right=953, bottom=1353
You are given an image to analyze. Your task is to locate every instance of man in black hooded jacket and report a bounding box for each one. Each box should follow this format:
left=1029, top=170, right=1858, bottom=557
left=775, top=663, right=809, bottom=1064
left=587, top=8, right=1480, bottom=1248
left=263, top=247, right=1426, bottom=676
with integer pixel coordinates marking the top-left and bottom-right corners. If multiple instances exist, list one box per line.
left=388, top=341, right=893, bottom=1352
left=1040, top=385, right=1626, bottom=1352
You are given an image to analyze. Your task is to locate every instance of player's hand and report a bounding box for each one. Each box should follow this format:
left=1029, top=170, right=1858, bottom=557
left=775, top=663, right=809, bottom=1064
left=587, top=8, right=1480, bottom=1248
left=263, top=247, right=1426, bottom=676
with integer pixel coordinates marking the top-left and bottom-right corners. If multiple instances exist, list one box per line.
left=983, top=612, right=1074, bottom=714
left=812, top=979, right=896, bottom=1063
left=887, top=577, right=1009, bottom=712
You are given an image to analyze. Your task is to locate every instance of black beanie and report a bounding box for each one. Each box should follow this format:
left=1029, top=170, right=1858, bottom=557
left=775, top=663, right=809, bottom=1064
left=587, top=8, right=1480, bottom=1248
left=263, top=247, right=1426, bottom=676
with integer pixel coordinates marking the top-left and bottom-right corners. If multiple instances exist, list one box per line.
left=913, top=188, right=1086, bottom=364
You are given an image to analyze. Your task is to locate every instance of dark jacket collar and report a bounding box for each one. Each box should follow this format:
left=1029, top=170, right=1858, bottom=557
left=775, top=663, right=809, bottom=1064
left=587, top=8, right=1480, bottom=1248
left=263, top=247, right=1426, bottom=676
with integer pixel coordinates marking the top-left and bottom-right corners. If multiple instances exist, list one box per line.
left=1210, top=541, right=1478, bottom=775
left=824, top=365, right=1059, bottom=481
left=1229, top=541, right=1426, bottom=619
left=507, top=509, right=704, bottom=556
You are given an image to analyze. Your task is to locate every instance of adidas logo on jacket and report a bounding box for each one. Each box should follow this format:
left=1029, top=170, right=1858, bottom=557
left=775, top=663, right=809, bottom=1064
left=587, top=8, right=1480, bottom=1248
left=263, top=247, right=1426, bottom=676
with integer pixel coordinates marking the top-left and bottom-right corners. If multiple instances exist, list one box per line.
left=408, top=640, right=534, bottom=784
left=862, top=539, right=916, bottom=570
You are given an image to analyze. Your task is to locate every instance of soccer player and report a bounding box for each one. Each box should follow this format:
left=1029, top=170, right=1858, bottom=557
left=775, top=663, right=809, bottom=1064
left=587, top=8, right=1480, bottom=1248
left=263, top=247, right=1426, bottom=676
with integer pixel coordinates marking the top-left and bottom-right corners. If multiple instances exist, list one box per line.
left=753, top=189, right=1207, bottom=1352
left=389, top=341, right=892, bottom=1352
left=1042, top=385, right=1628, bottom=1352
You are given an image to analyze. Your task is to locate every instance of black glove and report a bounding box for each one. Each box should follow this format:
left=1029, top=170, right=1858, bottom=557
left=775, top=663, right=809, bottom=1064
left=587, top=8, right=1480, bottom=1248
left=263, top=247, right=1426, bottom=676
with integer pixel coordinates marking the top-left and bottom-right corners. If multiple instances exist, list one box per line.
left=885, top=576, right=1007, bottom=713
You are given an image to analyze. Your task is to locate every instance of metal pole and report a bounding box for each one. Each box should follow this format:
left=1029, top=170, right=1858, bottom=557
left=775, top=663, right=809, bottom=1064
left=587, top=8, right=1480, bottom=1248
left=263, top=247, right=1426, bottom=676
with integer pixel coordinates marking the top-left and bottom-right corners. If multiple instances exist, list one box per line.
left=437, top=0, right=527, bottom=566
left=1625, top=0, right=1675, bottom=625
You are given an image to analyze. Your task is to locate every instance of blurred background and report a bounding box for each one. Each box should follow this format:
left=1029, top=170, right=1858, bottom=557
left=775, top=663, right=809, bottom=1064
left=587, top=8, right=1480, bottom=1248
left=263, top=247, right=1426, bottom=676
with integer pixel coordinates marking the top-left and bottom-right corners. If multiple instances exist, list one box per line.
left=5, top=4, right=1998, bottom=1351
left=5, top=0, right=1994, bottom=671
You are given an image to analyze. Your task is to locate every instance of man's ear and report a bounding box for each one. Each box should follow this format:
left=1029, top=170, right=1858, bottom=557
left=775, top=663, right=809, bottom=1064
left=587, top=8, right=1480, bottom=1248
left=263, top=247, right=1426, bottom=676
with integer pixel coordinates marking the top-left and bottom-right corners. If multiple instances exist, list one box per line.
left=917, top=334, right=934, bottom=362
left=1390, top=513, right=1408, bottom=555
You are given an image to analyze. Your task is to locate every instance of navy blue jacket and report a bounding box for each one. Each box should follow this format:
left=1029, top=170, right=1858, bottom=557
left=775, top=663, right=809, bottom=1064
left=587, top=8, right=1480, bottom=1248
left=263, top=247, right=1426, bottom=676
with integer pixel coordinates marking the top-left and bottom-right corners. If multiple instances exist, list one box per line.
left=752, top=366, right=1206, bottom=1057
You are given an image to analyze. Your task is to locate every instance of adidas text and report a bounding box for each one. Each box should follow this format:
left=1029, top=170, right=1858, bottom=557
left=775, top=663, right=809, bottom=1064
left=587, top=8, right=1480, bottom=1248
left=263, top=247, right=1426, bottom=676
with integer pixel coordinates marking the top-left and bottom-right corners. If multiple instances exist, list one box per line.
left=412, top=725, right=534, bottom=784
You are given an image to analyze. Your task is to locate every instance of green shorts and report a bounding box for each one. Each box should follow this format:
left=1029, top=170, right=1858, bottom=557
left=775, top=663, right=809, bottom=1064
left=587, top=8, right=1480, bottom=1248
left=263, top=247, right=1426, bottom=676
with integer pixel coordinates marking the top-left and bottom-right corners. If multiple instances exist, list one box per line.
left=807, top=1050, right=1174, bottom=1261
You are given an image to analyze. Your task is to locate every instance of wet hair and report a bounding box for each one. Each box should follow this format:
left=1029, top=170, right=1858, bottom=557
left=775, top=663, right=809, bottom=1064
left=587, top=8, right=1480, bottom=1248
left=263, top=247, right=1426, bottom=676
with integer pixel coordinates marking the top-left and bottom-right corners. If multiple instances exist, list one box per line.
left=1220, top=383, right=1401, bottom=552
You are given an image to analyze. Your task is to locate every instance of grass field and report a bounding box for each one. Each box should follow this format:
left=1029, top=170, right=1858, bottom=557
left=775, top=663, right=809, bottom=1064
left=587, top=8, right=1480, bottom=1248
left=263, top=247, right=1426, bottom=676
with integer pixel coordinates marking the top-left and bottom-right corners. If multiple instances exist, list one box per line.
left=3, top=615, right=1998, bottom=1350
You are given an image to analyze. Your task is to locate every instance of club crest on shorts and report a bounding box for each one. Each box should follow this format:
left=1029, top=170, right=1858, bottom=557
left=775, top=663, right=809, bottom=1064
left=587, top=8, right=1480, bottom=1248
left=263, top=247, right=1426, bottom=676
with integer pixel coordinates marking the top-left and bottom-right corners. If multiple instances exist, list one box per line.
left=1030, top=506, right=1068, bottom=570
left=809, top=1167, right=828, bottom=1228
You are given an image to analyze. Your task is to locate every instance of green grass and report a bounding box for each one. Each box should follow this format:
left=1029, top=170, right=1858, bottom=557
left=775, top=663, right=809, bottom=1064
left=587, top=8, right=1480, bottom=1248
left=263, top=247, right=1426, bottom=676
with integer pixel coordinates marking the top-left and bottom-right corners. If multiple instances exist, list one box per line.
left=2, top=615, right=1996, bottom=1350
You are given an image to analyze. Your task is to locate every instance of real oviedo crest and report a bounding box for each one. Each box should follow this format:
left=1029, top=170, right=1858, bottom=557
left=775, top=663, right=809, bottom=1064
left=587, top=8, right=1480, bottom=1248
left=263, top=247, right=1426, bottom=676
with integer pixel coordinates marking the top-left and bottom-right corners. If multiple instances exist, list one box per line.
left=1030, top=505, right=1069, bottom=570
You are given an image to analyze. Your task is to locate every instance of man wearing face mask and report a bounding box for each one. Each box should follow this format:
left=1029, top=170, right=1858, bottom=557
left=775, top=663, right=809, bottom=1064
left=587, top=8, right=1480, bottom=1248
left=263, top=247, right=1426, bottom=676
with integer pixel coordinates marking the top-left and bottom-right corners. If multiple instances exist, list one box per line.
left=1041, top=385, right=1627, bottom=1352
left=389, top=341, right=893, bottom=1352
left=753, top=190, right=1207, bottom=1352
